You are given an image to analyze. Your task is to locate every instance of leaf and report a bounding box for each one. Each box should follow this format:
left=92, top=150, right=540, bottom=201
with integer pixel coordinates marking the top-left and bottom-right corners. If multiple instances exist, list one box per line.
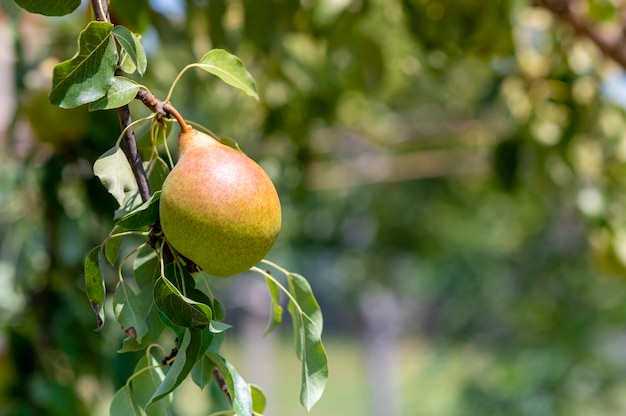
left=119, top=281, right=165, bottom=352
left=105, top=225, right=125, bottom=265
left=93, top=146, right=138, bottom=208
left=110, top=385, right=142, bottom=416
left=287, top=273, right=328, bottom=410
left=116, top=191, right=160, bottom=230
left=197, top=49, right=259, bottom=100
left=84, top=246, right=106, bottom=331
left=146, top=157, right=170, bottom=193
left=13, top=0, right=80, bottom=16
left=250, top=384, right=267, bottom=415
left=264, top=275, right=283, bottom=335
left=146, top=328, right=203, bottom=407
left=131, top=355, right=169, bottom=416
left=153, top=276, right=211, bottom=328
left=113, top=281, right=149, bottom=343
left=133, top=246, right=160, bottom=288
left=191, top=355, right=215, bottom=390
left=112, top=25, right=147, bottom=75
left=206, top=352, right=253, bottom=416
left=50, top=21, right=117, bottom=108
left=89, top=76, right=140, bottom=111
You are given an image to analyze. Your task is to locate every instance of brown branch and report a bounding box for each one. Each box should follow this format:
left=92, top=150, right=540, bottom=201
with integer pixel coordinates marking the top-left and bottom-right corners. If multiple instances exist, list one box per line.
left=535, top=0, right=626, bottom=69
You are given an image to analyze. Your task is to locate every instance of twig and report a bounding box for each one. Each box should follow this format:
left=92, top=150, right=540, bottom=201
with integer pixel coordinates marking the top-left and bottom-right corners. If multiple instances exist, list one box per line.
left=535, top=0, right=626, bottom=69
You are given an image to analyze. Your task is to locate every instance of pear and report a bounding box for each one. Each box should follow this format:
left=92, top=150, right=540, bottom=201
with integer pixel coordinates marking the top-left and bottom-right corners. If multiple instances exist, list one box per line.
left=159, top=128, right=281, bottom=277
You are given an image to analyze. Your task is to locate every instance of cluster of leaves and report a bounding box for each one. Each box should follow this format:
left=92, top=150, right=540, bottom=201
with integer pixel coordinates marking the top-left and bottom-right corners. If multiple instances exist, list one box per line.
left=12, top=0, right=328, bottom=414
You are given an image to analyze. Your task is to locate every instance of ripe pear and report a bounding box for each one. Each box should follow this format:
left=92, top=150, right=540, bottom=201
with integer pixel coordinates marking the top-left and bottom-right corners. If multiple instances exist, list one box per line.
left=159, top=128, right=281, bottom=276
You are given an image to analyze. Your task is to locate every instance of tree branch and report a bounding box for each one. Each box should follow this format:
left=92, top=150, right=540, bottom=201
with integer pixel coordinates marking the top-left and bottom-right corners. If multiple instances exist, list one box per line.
left=536, top=0, right=626, bottom=70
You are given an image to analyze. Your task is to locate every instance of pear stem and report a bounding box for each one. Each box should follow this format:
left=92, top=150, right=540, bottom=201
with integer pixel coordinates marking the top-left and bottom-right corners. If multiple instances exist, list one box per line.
left=163, top=103, right=190, bottom=133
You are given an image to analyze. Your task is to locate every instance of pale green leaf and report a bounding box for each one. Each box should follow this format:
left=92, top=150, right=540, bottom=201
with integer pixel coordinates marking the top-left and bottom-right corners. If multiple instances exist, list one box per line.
left=89, top=76, right=140, bottom=111
left=93, top=146, right=138, bottom=208
left=197, top=49, right=259, bottom=100
left=110, top=385, right=142, bottom=416
left=14, top=0, right=80, bottom=16
left=264, top=275, right=283, bottom=335
left=50, top=21, right=117, bottom=108
left=112, top=25, right=147, bottom=75
left=131, top=355, right=169, bottom=416
left=250, top=384, right=267, bottom=414
left=105, top=225, right=125, bottom=265
left=287, top=273, right=328, bottom=410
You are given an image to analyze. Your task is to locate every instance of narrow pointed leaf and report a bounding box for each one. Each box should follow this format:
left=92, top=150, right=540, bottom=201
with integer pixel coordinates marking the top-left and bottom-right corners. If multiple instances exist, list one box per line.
left=147, top=328, right=203, bottom=407
left=206, top=352, right=253, bottom=416
left=50, top=21, right=117, bottom=108
left=89, top=76, right=140, bottom=111
left=84, top=246, right=106, bottom=331
left=197, top=49, right=258, bottom=100
left=112, top=25, right=147, bottom=75
left=287, top=273, right=328, bottom=410
left=250, top=384, right=267, bottom=414
left=14, top=0, right=80, bottom=16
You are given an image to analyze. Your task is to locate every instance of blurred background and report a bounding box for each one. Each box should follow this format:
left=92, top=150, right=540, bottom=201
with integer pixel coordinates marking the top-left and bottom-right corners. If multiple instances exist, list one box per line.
left=5, top=0, right=626, bottom=414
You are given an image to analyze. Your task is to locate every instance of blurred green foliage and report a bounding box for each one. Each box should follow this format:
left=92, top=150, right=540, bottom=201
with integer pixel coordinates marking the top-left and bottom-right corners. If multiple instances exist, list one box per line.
left=5, top=0, right=626, bottom=414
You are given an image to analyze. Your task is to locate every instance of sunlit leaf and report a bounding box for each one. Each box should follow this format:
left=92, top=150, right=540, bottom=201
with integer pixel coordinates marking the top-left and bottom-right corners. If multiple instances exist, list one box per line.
left=287, top=273, right=328, bottom=410
left=93, top=146, right=138, bottom=208
left=112, top=25, right=147, bottom=75
left=197, top=49, right=259, bottom=100
left=13, top=0, right=80, bottom=16
left=207, top=352, right=253, bottom=416
left=89, top=76, right=140, bottom=111
left=264, top=274, right=283, bottom=334
left=50, top=21, right=117, bottom=108
left=84, top=246, right=106, bottom=331
left=250, top=384, right=267, bottom=414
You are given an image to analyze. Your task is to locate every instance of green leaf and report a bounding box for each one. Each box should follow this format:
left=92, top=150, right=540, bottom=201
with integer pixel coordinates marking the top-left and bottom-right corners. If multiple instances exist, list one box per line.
left=50, top=21, right=117, bottom=108
left=93, top=146, right=138, bottom=208
left=84, top=246, right=106, bottom=331
left=116, top=191, right=160, bottom=230
left=113, top=281, right=149, bottom=343
left=197, top=49, right=259, bottom=100
left=119, top=282, right=165, bottom=352
left=287, top=273, right=328, bottom=410
left=206, top=352, right=253, bottom=416
left=89, top=76, right=140, bottom=111
left=153, top=276, right=211, bottom=328
left=250, top=384, right=267, bottom=414
left=112, top=25, right=147, bottom=75
left=264, top=275, right=283, bottom=334
left=146, top=328, right=203, bottom=407
left=110, top=385, right=142, bottom=416
left=133, top=246, right=160, bottom=288
left=105, top=225, right=125, bottom=265
left=146, top=157, right=170, bottom=193
left=13, top=0, right=80, bottom=16
left=131, top=355, right=169, bottom=415
left=191, top=355, right=215, bottom=390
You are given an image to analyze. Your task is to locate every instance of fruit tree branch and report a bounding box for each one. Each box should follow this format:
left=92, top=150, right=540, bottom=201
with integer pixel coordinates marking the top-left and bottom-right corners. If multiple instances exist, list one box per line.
left=91, top=0, right=151, bottom=202
left=535, top=0, right=626, bottom=70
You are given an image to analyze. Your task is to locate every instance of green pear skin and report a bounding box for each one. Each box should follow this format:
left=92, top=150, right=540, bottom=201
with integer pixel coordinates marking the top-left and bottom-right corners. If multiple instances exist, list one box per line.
left=159, top=128, right=281, bottom=276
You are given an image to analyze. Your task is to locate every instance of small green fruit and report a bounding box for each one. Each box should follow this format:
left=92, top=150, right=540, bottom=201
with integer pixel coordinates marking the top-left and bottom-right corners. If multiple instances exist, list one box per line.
left=159, top=128, right=281, bottom=276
